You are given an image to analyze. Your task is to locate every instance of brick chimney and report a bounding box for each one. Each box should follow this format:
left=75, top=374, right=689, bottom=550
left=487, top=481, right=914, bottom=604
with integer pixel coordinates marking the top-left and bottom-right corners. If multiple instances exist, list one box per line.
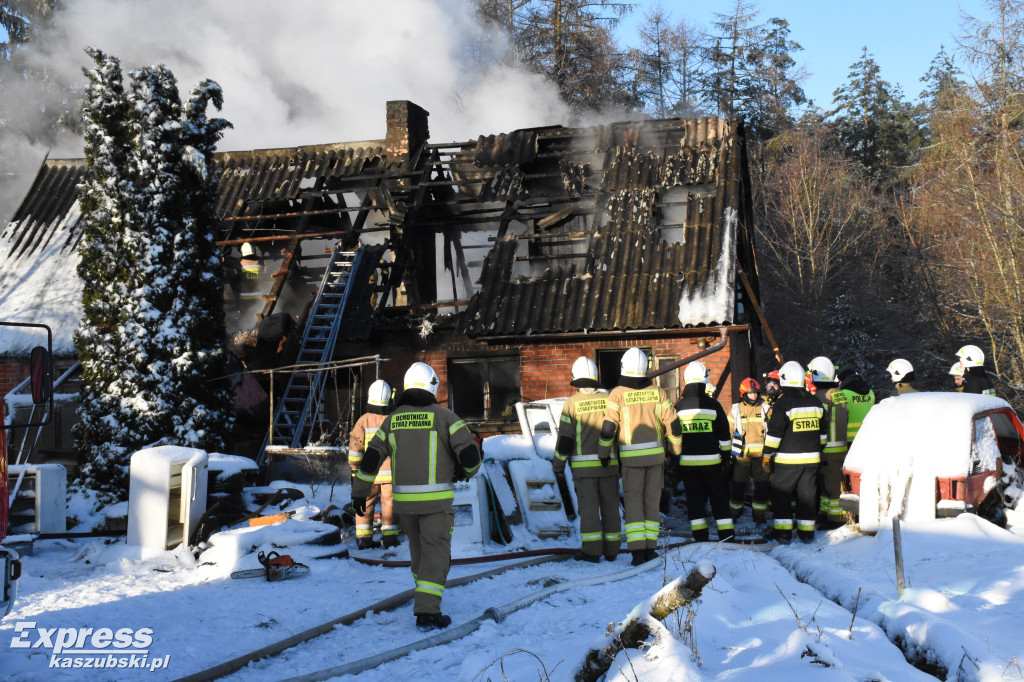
left=386, top=100, right=430, bottom=169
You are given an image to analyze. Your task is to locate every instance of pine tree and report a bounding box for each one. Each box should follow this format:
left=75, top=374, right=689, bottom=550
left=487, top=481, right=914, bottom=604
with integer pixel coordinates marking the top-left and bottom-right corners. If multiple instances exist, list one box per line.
left=741, top=17, right=806, bottom=143
left=75, top=52, right=233, bottom=500
left=476, top=0, right=637, bottom=112
left=630, top=6, right=707, bottom=118
left=830, top=47, right=923, bottom=183
left=701, top=0, right=761, bottom=118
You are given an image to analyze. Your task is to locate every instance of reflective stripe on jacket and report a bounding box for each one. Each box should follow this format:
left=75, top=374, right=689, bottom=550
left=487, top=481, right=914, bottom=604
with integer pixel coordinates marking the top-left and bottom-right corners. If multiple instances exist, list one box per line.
left=349, top=412, right=390, bottom=483
left=728, top=400, right=767, bottom=458
left=675, top=383, right=731, bottom=466
left=353, top=403, right=479, bottom=513
left=599, top=384, right=681, bottom=467
left=763, top=388, right=828, bottom=465
left=555, top=389, right=618, bottom=479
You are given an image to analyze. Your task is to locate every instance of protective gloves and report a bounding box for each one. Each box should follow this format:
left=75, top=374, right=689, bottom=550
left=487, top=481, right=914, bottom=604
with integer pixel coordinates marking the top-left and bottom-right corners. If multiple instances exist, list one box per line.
left=352, top=497, right=367, bottom=516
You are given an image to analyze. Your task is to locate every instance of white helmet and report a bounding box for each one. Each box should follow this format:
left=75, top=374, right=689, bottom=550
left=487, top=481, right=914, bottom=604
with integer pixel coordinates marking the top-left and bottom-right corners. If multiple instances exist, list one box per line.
left=403, top=362, right=439, bottom=395
left=705, top=381, right=716, bottom=397
left=949, top=361, right=965, bottom=377
left=886, top=359, right=913, bottom=382
left=367, top=379, right=391, bottom=407
left=683, top=361, right=708, bottom=384
left=571, top=356, right=599, bottom=382
left=241, top=242, right=256, bottom=258
left=808, top=356, right=836, bottom=383
left=956, top=344, right=984, bottom=367
left=620, top=347, right=648, bottom=378
left=778, top=361, right=805, bottom=388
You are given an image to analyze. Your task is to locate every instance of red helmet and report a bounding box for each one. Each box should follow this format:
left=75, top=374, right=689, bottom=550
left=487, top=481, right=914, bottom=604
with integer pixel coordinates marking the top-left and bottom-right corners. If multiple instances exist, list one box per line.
left=766, top=370, right=781, bottom=384
left=739, top=377, right=761, bottom=394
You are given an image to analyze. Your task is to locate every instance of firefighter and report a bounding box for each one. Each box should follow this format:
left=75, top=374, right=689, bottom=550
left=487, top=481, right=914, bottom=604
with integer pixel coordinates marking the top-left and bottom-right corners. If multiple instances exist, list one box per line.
left=949, top=361, right=966, bottom=392
left=348, top=379, right=398, bottom=550
left=763, top=370, right=782, bottom=409
left=728, top=377, right=770, bottom=525
left=809, top=356, right=849, bottom=529
left=553, top=357, right=620, bottom=562
left=353, top=362, right=481, bottom=630
left=599, top=347, right=682, bottom=566
left=886, top=359, right=919, bottom=396
left=833, top=364, right=875, bottom=444
left=674, top=361, right=734, bottom=542
left=956, top=345, right=997, bottom=397
left=763, top=361, right=828, bottom=544
left=238, top=242, right=264, bottom=302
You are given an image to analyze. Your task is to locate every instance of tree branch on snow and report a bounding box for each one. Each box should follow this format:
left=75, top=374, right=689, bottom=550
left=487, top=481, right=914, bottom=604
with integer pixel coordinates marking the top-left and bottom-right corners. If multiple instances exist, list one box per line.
left=574, top=561, right=715, bottom=682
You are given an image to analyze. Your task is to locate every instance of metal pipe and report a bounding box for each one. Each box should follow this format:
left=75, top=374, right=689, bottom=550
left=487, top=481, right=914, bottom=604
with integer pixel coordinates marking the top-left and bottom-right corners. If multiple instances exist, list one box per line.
left=646, top=329, right=728, bottom=380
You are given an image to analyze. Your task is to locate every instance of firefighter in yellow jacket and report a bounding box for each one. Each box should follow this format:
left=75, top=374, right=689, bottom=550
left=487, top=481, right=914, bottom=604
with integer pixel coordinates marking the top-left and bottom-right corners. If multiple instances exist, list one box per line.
left=353, top=362, right=481, bottom=631
left=728, top=377, right=770, bottom=524
left=553, top=357, right=621, bottom=562
left=599, top=347, right=682, bottom=566
left=348, top=379, right=398, bottom=550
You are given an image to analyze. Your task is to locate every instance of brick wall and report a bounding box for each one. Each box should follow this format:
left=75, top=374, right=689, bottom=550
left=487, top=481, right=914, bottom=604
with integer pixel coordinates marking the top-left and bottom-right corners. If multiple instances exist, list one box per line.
left=0, top=359, right=30, bottom=397
left=348, top=327, right=742, bottom=415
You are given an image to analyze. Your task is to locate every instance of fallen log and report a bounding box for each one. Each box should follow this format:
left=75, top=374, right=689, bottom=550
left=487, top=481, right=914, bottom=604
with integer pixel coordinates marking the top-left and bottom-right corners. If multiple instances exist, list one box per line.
left=574, top=561, right=716, bottom=682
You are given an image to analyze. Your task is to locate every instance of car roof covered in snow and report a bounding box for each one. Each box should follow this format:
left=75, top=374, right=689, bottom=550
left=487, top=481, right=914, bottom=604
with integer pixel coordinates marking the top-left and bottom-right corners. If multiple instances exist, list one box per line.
left=845, top=391, right=1013, bottom=477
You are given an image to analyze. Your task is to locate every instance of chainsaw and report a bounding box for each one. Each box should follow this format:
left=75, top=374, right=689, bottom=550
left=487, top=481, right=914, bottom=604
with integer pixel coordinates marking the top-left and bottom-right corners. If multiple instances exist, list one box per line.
left=231, top=551, right=310, bottom=582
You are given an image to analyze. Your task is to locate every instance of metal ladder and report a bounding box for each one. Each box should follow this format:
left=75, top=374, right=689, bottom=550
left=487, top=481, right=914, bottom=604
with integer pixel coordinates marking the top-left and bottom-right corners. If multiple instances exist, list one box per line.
left=258, top=246, right=363, bottom=465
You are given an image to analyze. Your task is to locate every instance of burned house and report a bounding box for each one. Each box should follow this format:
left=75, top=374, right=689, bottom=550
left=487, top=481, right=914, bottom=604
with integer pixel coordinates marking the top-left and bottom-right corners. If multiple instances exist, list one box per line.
left=0, top=101, right=764, bottom=467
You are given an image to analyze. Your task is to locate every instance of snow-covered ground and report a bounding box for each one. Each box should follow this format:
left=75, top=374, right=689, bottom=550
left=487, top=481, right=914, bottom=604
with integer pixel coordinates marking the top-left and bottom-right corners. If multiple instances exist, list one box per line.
left=4, top=477, right=1024, bottom=681
left=5, top=408, right=1024, bottom=682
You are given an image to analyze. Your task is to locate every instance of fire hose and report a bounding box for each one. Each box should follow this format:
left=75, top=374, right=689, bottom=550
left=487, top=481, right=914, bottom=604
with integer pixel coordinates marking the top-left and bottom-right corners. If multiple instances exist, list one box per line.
left=278, top=553, right=673, bottom=682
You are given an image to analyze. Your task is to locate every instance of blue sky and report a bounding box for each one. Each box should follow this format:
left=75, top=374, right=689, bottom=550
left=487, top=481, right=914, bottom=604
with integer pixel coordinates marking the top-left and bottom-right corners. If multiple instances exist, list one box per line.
left=617, top=0, right=987, bottom=109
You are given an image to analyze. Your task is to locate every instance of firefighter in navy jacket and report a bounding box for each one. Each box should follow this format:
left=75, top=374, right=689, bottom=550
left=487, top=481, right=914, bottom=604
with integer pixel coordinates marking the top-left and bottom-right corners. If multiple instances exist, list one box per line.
left=762, top=361, right=829, bottom=543
left=599, top=347, right=682, bottom=566
left=553, top=357, right=620, bottom=562
left=674, top=361, right=734, bottom=542
left=957, top=345, right=997, bottom=397
left=353, top=362, right=481, bottom=631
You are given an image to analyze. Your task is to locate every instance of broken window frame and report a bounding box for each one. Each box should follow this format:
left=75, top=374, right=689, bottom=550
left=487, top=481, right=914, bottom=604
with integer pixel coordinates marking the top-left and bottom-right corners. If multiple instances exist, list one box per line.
left=447, top=354, right=521, bottom=423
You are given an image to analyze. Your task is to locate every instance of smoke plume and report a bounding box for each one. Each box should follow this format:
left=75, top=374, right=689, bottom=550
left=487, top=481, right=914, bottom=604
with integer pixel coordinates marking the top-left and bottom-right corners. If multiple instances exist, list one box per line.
left=1, top=0, right=574, bottom=223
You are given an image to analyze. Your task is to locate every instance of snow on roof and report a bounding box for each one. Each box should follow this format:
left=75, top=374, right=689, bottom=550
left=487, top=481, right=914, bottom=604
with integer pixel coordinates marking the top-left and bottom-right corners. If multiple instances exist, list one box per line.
left=0, top=201, right=83, bottom=355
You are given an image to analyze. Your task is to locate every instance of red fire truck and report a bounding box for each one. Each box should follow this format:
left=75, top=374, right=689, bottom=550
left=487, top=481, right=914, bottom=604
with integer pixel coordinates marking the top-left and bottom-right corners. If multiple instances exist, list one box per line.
left=1, top=323, right=53, bottom=618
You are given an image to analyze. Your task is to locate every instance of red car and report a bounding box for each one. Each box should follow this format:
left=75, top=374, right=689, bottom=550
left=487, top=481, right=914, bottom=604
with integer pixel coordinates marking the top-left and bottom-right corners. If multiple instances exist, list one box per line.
left=840, top=392, right=1023, bottom=532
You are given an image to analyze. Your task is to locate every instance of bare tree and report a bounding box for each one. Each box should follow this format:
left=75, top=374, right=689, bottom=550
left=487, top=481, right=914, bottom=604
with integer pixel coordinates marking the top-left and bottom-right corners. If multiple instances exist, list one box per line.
left=756, top=128, right=879, bottom=336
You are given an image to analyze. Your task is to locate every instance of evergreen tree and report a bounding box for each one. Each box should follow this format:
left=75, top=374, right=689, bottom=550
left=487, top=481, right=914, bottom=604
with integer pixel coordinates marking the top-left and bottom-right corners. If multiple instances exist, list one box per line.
left=701, top=0, right=761, bottom=118
left=74, top=49, right=136, bottom=499
left=630, top=6, right=708, bottom=117
left=830, top=47, right=923, bottom=183
left=75, top=51, right=233, bottom=500
left=476, top=0, right=637, bottom=112
left=741, top=17, right=806, bottom=143
left=168, top=80, right=234, bottom=449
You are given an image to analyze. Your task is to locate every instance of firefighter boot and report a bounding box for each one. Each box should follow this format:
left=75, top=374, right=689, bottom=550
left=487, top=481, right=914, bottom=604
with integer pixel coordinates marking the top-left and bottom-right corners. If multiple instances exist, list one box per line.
left=573, top=552, right=600, bottom=563
left=643, top=548, right=659, bottom=562
left=381, top=534, right=400, bottom=549
left=356, top=537, right=382, bottom=550
left=630, top=550, right=647, bottom=566
left=764, top=528, right=792, bottom=544
left=416, top=613, right=452, bottom=631
left=691, top=528, right=710, bottom=543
